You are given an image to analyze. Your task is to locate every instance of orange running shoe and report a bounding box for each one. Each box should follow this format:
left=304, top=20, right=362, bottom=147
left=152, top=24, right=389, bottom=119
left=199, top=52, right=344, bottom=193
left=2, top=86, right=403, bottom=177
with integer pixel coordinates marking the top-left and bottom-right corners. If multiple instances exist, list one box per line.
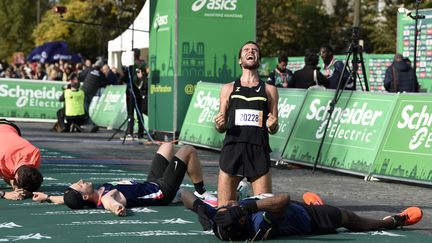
left=384, top=207, right=423, bottom=228
left=302, top=192, right=324, bottom=205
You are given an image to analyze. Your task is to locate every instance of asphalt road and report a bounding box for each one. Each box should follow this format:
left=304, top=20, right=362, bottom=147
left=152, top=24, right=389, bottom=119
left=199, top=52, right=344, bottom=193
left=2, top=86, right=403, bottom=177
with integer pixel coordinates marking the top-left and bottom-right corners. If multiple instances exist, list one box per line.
left=14, top=121, right=432, bottom=237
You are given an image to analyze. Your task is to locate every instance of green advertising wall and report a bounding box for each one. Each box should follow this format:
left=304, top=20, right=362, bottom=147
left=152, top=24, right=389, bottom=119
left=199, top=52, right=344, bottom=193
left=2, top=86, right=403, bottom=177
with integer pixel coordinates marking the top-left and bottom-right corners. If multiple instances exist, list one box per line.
left=148, top=0, right=256, bottom=135
left=0, top=78, right=64, bottom=120
left=397, top=9, right=432, bottom=92
left=282, top=90, right=398, bottom=175
left=372, top=94, right=432, bottom=184
left=364, top=54, right=393, bottom=92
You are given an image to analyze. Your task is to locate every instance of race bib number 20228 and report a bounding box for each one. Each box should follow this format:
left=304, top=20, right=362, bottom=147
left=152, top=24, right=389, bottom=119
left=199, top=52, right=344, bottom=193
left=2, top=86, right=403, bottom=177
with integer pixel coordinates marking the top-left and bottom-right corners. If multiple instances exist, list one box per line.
left=235, top=109, right=263, bottom=127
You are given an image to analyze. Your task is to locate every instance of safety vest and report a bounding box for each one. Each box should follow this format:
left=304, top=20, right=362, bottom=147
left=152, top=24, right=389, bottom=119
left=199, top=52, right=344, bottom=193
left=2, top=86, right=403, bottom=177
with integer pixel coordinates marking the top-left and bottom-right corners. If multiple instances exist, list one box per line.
left=64, top=89, right=85, bottom=117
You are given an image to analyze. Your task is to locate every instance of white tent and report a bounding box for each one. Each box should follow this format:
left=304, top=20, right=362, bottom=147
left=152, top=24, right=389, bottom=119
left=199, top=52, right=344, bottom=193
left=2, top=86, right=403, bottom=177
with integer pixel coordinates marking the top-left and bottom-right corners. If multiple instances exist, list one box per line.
left=107, top=1, right=149, bottom=68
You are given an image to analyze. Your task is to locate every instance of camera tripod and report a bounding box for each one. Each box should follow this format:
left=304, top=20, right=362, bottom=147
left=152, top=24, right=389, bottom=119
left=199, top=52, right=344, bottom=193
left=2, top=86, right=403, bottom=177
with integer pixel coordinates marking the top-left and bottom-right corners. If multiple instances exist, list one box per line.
left=312, top=1, right=369, bottom=172
left=108, top=66, right=154, bottom=144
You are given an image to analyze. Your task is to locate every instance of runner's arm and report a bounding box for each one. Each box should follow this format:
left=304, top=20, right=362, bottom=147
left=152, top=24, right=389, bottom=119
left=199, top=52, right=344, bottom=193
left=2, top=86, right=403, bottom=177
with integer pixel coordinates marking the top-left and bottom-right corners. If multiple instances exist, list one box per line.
left=100, top=189, right=127, bottom=216
left=254, top=193, right=290, bottom=215
left=32, top=192, right=64, bottom=204
left=265, top=84, right=279, bottom=134
left=215, top=83, right=233, bottom=133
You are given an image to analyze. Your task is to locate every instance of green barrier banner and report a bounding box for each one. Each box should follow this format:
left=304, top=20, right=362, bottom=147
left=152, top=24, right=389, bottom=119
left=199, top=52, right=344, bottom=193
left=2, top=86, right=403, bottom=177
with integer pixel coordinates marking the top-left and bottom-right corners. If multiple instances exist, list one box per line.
left=90, top=85, right=148, bottom=131
left=270, top=88, right=306, bottom=158
left=283, top=90, right=397, bottom=174
left=372, top=94, right=432, bottom=184
left=0, top=78, right=64, bottom=120
left=90, top=85, right=127, bottom=129
left=179, top=82, right=224, bottom=149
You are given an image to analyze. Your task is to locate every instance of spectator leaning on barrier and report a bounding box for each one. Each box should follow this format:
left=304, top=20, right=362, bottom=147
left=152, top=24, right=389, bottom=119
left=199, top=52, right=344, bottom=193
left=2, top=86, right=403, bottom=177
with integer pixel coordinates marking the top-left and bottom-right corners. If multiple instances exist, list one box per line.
left=384, top=54, right=419, bottom=93
left=102, top=64, right=120, bottom=85
left=289, top=49, right=329, bottom=89
left=267, top=54, right=293, bottom=88
left=0, top=120, right=43, bottom=200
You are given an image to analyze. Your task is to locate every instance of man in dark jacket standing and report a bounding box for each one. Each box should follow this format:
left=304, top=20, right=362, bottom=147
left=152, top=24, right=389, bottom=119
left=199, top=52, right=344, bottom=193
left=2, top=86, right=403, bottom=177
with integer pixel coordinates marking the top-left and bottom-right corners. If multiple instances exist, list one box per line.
left=384, top=54, right=419, bottom=93
left=290, top=50, right=329, bottom=89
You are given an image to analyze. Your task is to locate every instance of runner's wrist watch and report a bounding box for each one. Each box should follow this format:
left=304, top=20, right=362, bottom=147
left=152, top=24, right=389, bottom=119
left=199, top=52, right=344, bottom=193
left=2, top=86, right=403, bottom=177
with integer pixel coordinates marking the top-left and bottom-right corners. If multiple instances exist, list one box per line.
left=0, top=190, right=5, bottom=199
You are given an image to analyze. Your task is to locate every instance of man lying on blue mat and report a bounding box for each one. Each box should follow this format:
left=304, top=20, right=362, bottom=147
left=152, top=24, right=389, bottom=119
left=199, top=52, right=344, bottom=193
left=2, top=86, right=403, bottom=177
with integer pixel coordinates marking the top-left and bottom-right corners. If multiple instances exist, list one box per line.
left=32, top=143, right=217, bottom=216
left=181, top=191, right=423, bottom=241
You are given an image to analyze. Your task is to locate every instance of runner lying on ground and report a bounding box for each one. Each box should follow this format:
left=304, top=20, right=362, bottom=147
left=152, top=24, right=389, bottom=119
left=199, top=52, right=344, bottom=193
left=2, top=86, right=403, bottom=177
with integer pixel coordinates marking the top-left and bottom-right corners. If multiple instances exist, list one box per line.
left=32, top=143, right=217, bottom=216
left=182, top=191, right=423, bottom=241
left=0, top=119, right=43, bottom=200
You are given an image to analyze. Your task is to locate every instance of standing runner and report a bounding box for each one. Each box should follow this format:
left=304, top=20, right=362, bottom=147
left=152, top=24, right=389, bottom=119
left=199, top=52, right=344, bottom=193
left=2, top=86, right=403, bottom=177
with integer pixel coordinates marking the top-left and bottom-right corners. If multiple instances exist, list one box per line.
left=214, top=41, right=279, bottom=207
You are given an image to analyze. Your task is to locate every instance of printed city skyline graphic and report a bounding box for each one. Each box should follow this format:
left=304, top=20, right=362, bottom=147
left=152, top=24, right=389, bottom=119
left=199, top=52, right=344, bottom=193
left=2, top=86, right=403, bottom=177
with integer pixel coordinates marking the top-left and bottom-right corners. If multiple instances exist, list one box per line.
left=150, top=39, right=239, bottom=82
left=288, top=145, right=371, bottom=173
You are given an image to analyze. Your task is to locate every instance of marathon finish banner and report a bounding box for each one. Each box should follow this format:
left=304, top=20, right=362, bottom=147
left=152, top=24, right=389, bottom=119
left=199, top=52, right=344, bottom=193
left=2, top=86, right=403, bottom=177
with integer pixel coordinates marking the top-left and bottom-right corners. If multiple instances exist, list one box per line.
left=372, top=94, right=432, bottom=184
left=282, top=90, right=397, bottom=175
left=179, top=82, right=224, bottom=149
left=0, top=78, right=64, bottom=120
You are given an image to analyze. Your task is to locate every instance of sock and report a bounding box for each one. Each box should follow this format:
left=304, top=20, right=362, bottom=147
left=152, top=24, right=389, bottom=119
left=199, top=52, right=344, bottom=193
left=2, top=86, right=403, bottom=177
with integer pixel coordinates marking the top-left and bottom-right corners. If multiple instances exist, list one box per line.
left=194, top=181, right=206, bottom=195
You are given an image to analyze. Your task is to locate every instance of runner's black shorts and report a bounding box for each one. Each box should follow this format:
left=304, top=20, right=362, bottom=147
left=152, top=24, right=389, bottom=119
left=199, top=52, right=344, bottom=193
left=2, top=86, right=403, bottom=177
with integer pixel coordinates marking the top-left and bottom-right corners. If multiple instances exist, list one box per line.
left=302, top=204, right=342, bottom=234
left=147, top=154, right=186, bottom=205
left=219, top=142, right=271, bottom=181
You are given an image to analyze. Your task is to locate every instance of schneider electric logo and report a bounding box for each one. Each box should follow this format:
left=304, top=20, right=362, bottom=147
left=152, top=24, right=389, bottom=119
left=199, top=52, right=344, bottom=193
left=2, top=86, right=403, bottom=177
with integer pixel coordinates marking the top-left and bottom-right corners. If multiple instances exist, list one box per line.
left=193, top=90, right=220, bottom=124
left=397, top=104, right=432, bottom=150
left=153, top=13, right=168, bottom=29
left=0, top=84, right=62, bottom=108
left=191, top=0, right=237, bottom=12
left=306, top=99, right=382, bottom=143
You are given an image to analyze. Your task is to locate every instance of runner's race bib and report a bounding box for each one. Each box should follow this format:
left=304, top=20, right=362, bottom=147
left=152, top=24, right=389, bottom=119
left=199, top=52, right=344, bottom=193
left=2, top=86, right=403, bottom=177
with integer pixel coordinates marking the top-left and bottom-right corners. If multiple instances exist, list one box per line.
left=235, top=109, right=262, bottom=127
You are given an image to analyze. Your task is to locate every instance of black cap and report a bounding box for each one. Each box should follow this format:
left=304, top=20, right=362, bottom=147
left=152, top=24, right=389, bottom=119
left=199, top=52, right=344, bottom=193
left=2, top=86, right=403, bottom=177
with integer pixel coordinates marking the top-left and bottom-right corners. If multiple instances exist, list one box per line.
left=63, top=188, right=85, bottom=209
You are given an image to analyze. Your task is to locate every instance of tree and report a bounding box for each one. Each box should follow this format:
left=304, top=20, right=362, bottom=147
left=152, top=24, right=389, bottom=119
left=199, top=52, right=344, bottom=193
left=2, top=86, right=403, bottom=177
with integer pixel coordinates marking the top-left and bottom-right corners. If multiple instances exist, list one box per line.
left=0, top=0, right=51, bottom=62
left=32, top=0, right=144, bottom=60
left=257, top=0, right=331, bottom=57
left=362, top=0, right=432, bottom=54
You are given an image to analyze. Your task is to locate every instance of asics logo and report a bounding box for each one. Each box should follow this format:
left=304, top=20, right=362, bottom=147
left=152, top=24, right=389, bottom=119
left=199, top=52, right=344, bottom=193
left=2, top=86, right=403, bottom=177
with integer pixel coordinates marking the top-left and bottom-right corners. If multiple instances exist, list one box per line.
left=192, top=0, right=206, bottom=11
left=191, top=0, right=237, bottom=12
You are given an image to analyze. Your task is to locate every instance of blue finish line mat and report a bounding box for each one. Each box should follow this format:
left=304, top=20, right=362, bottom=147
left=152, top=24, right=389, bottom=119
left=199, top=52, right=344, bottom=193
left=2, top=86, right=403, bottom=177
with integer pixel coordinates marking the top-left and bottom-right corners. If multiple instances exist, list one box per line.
left=1, top=160, right=430, bottom=242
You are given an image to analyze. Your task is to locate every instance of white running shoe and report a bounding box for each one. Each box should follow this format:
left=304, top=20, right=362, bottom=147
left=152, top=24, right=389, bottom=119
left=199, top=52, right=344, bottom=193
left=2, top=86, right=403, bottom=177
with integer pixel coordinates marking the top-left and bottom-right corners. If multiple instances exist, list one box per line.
left=194, top=191, right=218, bottom=207
left=236, top=180, right=251, bottom=200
